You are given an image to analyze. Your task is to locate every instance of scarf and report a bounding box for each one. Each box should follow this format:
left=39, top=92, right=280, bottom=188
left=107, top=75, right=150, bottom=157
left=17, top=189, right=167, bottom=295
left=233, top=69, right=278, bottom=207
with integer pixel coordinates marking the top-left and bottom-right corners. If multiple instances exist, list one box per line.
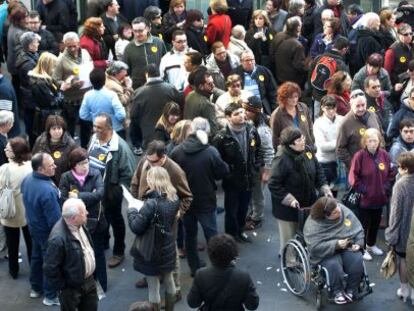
left=72, top=169, right=87, bottom=187
left=356, top=111, right=370, bottom=126
left=282, top=146, right=313, bottom=205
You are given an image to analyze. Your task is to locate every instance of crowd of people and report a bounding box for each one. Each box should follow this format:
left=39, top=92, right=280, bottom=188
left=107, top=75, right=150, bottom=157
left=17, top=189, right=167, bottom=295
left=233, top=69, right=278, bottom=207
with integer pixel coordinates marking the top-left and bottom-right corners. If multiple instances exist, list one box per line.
left=1, top=0, right=414, bottom=310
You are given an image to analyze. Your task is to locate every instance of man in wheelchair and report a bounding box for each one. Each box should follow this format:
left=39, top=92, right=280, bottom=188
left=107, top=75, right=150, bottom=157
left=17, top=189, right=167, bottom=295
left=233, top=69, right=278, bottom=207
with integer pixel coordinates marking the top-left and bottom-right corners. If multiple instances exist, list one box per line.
left=303, top=197, right=365, bottom=305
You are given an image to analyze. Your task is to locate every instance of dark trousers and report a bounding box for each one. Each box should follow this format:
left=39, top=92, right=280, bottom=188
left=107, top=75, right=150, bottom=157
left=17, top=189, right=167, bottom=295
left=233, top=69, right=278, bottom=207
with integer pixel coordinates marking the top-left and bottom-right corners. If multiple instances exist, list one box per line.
left=23, top=108, right=36, bottom=148
left=320, top=162, right=337, bottom=185
left=4, top=225, right=32, bottom=277
left=80, top=120, right=93, bottom=148
left=224, top=189, right=252, bottom=237
left=62, top=101, right=81, bottom=138
left=177, top=219, right=184, bottom=249
left=320, top=250, right=364, bottom=295
left=104, top=195, right=125, bottom=256
left=30, top=235, right=56, bottom=299
left=183, top=209, right=218, bottom=274
left=358, top=208, right=382, bottom=247
left=129, top=117, right=142, bottom=149
left=91, top=231, right=107, bottom=291
left=58, top=276, right=98, bottom=311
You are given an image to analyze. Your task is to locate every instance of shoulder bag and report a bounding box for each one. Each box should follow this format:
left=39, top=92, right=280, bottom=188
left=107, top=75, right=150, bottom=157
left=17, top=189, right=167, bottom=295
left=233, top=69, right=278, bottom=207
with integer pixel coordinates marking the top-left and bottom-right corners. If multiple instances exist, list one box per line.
left=0, top=165, right=16, bottom=219
left=380, top=249, right=397, bottom=279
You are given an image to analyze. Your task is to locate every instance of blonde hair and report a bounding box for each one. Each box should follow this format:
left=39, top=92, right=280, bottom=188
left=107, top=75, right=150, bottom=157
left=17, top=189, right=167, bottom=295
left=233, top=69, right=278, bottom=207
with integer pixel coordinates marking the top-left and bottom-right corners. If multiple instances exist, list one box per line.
left=31, top=52, right=58, bottom=81
left=155, top=102, right=181, bottom=134
left=210, top=0, right=228, bottom=14
left=171, top=120, right=192, bottom=144
left=360, top=128, right=382, bottom=149
left=146, top=167, right=178, bottom=202
left=251, top=10, right=271, bottom=29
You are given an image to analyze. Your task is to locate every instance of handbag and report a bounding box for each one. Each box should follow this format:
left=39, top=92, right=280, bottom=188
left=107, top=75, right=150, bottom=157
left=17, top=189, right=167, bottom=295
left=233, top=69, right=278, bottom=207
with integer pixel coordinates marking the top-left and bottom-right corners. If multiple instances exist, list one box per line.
left=0, top=166, right=16, bottom=219
left=341, top=186, right=361, bottom=212
left=380, top=249, right=397, bottom=279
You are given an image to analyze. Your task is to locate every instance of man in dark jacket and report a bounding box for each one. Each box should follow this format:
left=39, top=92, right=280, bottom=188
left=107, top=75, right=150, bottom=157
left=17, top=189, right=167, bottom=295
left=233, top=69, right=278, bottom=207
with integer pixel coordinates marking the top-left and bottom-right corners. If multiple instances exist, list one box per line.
left=170, top=117, right=229, bottom=276
left=21, top=153, right=61, bottom=306
left=231, top=50, right=277, bottom=115
left=226, top=0, right=253, bottom=30
left=212, top=103, right=262, bottom=243
left=118, top=0, right=158, bottom=23
left=0, top=70, right=21, bottom=137
left=27, top=10, right=59, bottom=55
left=130, top=64, right=181, bottom=153
left=44, top=198, right=98, bottom=311
left=101, top=0, right=128, bottom=60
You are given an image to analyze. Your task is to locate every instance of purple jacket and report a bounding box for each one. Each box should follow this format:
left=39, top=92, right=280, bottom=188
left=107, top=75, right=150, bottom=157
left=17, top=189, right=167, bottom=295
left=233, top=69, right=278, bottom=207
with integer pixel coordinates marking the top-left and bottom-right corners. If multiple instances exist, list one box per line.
left=349, top=148, right=395, bottom=208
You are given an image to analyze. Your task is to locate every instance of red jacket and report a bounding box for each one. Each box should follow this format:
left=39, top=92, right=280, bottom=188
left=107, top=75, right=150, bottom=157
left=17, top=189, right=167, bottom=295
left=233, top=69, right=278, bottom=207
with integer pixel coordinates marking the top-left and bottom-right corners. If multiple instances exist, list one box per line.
left=206, top=14, right=232, bottom=48
left=349, top=148, right=395, bottom=208
left=80, top=35, right=107, bottom=69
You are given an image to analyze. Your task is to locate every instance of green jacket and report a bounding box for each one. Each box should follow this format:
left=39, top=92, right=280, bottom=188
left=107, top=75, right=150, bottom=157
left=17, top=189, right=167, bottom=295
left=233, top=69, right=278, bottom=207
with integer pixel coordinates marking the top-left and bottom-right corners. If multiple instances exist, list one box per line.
left=184, top=90, right=218, bottom=135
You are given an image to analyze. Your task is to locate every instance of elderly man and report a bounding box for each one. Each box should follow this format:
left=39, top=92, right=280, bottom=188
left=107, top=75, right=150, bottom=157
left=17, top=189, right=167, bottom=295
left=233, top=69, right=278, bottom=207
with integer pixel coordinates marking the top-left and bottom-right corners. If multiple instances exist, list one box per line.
left=123, top=17, right=167, bottom=89
left=228, top=25, right=252, bottom=60
left=44, top=198, right=98, bottom=311
left=21, top=153, right=61, bottom=306
left=87, top=113, right=135, bottom=268
left=205, top=41, right=240, bottom=91
left=53, top=32, right=93, bottom=144
left=231, top=50, right=277, bottom=115
left=336, top=89, right=383, bottom=170
left=27, top=10, right=59, bottom=55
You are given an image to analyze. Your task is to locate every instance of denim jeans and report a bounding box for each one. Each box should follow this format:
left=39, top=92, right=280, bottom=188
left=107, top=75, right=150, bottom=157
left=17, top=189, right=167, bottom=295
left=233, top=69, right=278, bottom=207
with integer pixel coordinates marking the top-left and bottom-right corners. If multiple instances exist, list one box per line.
left=31, top=235, right=56, bottom=299
left=183, top=209, right=218, bottom=274
left=224, top=189, right=252, bottom=237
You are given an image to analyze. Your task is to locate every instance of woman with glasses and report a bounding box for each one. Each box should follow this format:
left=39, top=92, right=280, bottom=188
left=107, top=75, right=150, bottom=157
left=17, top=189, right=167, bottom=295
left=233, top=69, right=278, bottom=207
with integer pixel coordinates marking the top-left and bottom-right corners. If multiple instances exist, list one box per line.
left=386, top=152, right=414, bottom=302
left=349, top=128, right=395, bottom=261
left=269, top=127, right=331, bottom=256
left=184, top=9, right=208, bottom=56
left=0, top=137, right=32, bottom=279
left=399, top=60, right=414, bottom=104
left=384, top=23, right=414, bottom=85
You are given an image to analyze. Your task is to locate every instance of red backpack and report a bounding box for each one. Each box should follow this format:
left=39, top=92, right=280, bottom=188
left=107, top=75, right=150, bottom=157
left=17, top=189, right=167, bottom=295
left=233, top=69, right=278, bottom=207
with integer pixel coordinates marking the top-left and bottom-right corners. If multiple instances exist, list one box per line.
left=310, top=56, right=337, bottom=91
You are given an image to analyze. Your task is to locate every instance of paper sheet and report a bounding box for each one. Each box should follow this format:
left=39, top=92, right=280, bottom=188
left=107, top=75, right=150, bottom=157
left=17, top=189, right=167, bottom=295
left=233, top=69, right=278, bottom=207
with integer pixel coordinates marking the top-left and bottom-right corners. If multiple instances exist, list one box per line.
left=121, top=185, right=144, bottom=211
left=78, top=61, right=94, bottom=89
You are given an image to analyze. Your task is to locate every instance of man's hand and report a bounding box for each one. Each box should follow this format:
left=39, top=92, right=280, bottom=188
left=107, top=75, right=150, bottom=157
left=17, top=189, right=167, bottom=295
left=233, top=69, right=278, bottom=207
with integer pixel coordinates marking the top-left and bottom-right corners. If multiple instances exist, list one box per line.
left=290, top=200, right=299, bottom=208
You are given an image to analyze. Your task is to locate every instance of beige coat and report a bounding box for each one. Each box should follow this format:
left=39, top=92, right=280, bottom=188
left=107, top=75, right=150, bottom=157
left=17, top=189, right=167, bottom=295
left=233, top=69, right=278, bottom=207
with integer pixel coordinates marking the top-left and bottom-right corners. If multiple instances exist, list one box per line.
left=0, top=161, right=32, bottom=228
left=105, top=74, right=133, bottom=127
left=407, top=211, right=414, bottom=287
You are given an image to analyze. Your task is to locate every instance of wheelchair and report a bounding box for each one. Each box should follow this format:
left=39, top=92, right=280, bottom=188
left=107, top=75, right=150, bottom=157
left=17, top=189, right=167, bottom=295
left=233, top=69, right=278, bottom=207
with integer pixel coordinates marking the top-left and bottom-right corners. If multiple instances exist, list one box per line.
left=280, top=211, right=373, bottom=309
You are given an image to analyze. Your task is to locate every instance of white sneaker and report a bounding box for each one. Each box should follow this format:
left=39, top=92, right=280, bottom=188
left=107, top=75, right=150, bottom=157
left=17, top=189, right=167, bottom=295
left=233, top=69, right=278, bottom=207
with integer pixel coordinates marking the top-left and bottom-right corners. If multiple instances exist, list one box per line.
left=29, top=290, right=41, bottom=298
left=363, top=250, right=373, bottom=261
left=367, top=245, right=384, bottom=256
left=42, top=297, right=60, bottom=306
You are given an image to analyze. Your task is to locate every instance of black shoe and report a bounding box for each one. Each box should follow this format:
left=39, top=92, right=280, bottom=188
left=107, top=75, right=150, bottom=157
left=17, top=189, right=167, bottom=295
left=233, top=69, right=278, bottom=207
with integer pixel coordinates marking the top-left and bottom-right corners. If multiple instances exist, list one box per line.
left=237, top=233, right=252, bottom=243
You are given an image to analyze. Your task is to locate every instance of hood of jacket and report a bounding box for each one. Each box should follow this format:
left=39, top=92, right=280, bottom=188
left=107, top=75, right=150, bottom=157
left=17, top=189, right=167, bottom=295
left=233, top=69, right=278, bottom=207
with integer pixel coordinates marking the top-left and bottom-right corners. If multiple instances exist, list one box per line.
left=181, top=133, right=209, bottom=154
left=16, top=51, right=39, bottom=68
left=357, top=28, right=381, bottom=39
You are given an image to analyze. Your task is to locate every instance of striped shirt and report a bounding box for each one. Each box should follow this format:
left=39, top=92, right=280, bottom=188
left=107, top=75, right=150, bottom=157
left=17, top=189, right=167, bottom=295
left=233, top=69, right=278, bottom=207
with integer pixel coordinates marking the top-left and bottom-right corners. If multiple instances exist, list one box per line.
left=88, top=140, right=110, bottom=174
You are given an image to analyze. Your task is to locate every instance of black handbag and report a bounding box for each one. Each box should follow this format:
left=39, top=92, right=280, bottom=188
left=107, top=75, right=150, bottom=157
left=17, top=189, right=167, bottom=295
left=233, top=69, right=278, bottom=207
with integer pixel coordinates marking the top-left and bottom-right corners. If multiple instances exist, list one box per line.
left=341, top=186, right=361, bottom=212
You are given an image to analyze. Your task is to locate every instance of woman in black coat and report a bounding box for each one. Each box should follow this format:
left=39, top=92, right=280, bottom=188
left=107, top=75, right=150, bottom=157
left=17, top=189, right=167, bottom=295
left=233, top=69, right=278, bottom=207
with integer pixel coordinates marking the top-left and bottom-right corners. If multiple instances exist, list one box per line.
left=187, top=233, right=259, bottom=310
left=268, top=127, right=331, bottom=256
left=128, top=166, right=180, bottom=310
left=59, top=147, right=107, bottom=291
left=184, top=9, right=209, bottom=56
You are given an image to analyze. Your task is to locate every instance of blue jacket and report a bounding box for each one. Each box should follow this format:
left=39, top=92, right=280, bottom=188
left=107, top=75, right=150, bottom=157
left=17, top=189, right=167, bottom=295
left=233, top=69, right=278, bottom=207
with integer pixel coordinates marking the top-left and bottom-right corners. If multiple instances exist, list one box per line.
left=309, top=33, right=338, bottom=59
left=79, top=87, right=126, bottom=132
left=0, top=75, right=21, bottom=137
left=387, top=101, right=414, bottom=140
left=21, top=172, right=61, bottom=241
left=389, top=136, right=414, bottom=167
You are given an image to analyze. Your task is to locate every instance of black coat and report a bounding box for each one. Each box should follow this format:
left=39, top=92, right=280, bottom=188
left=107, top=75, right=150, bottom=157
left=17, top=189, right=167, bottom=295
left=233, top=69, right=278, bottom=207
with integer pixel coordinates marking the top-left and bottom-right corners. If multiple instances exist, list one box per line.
left=0, top=135, right=7, bottom=166
left=44, top=219, right=94, bottom=290
left=268, top=146, right=326, bottom=222
left=127, top=191, right=179, bottom=276
left=38, top=28, right=60, bottom=55
left=212, top=124, right=262, bottom=191
left=0, top=75, right=21, bottom=137
left=230, top=65, right=277, bottom=115
left=245, top=27, right=276, bottom=67
left=15, top=51, right=39, bottom=110
left=102, top=13, right=128, bottom=60
left=170, top=134, right=229, bottom=212
left=226, top=0, right=253, bottom=30
left=186, top=26, right=209, bottom=56
left=29, top=75, right=64, bottom=112
left=187, top=264, right=259, bottom=311
left=355, top=28, right=385, bottom=72
left=59, top=168, right=107, bottom=233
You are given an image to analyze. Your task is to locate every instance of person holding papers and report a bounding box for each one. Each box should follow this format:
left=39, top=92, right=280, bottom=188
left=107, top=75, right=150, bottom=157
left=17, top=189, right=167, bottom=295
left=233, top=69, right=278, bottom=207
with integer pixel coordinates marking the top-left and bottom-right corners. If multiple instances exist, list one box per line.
left=59, top=147, right=107, bottom=292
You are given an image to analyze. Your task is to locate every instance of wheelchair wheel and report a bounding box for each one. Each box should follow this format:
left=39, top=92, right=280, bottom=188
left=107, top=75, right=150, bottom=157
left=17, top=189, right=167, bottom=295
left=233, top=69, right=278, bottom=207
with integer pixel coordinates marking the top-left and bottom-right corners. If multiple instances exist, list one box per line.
left=281, top=239, right=311, bottom=296
left=316, top=291, right=322, bottom=310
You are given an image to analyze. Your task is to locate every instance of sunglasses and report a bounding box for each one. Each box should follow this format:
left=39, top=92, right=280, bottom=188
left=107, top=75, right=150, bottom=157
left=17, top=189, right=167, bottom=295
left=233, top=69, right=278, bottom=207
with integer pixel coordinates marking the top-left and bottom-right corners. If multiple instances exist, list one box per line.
left=350, top=91, right=364, bottom=99
left=401, top=32, right=413, bottom=36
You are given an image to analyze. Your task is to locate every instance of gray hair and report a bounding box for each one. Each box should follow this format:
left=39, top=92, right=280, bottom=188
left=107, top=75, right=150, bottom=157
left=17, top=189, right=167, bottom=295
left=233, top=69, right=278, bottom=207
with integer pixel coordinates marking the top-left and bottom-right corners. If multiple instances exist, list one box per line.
left=63, top=32, right=79, bottom=43
left=0, top=110, right=14, bottom=127
left=231, top=25, right=246, bottom=40
left=364, top=12, right=380, bottom=30
left=106, top=61, right=129, bottom=76
left=288, top=0, right=305, bottom=15
left=240, top=50, right=255, bottom=61
left=321, top=9, right=334, bottom=19
left=62, top=198, right=85, bottom=218
left=191, top=117, right=210, bottom=135
left=20, top=31, right=41, bottom=50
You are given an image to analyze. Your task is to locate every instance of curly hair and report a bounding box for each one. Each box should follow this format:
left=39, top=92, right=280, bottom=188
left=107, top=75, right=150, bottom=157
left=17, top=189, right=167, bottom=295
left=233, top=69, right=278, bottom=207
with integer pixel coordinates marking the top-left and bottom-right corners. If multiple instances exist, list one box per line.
left=9, top=137, right=31, bottom=165
left=277, top=82, right=301, bottom=108
left=207, top=234, right=238, bottom=268
left=325, top=71, right=350, bottom=95
left=83, top=17, right=103, bottom=39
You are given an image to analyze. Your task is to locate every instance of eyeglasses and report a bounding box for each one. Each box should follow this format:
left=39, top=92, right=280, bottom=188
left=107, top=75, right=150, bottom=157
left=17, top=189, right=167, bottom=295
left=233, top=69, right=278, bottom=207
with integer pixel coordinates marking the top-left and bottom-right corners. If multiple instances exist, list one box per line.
left=241, top=59, right=255, bottom=63
left=132, top=28, right=146, bottom=33
left=401, top=32, right=413, bottom=37
left=350, top=91, right=365, bottom=99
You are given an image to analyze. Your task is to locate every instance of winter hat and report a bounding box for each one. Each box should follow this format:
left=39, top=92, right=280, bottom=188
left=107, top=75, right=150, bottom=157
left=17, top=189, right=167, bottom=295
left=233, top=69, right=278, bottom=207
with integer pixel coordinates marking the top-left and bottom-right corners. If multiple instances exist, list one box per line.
left=242, top=96, right=262, bottom=113
left=280, top=127, right=303, bottom=146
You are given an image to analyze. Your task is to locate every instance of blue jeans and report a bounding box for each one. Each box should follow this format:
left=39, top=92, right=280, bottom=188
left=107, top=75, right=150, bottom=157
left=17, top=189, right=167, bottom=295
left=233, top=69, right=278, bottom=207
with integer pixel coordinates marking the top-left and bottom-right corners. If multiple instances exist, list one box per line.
left=30, top=235, right=56, bottom=299
left=183, top=210, right=218, bottom=274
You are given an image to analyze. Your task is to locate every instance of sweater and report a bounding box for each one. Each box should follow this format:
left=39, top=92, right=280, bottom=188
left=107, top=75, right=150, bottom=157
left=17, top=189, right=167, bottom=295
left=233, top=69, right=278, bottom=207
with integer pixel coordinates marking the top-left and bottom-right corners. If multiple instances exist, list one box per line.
left=313, top=115, right=344, bottom=163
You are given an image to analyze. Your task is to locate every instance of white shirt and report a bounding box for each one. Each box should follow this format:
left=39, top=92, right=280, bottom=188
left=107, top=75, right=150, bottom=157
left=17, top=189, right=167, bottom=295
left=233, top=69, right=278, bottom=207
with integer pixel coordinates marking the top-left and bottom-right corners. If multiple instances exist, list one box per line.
left=159, top=48, right=193, bottom=91
left=313, top=114, right=344, bottom=163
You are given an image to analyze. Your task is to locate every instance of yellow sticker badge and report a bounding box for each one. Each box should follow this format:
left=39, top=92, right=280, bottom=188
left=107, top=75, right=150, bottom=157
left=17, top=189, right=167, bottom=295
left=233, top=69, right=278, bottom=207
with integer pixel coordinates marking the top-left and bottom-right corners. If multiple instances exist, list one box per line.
left=301, top=115, right=306, bottom=122
left=378, top=163, right=385, bottom=170
left=368, top=106, right=376, bottom=113
left=306, top=152, right=313, bottom=160
left=359, top=128, right=366, bottom=136
left=72, top=67, right=79, bottom=75
left=158, top=33, right=163, bottom=40
left=269, top=33, right=273, bottom=40
left=258, top=75, right=265, bottom=82
left=204, top=35, right=208, bottom=42
left=344, top=218, right=351, bottom=227
left=151, top=46, right=158, bottom=53
left=98, top=154, right=106, bottom=162
left=400, top=56, right=407, bottom=63
left=53, top=151, right=61, bottom=159
left=250, top=139, right=256, bottom=147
